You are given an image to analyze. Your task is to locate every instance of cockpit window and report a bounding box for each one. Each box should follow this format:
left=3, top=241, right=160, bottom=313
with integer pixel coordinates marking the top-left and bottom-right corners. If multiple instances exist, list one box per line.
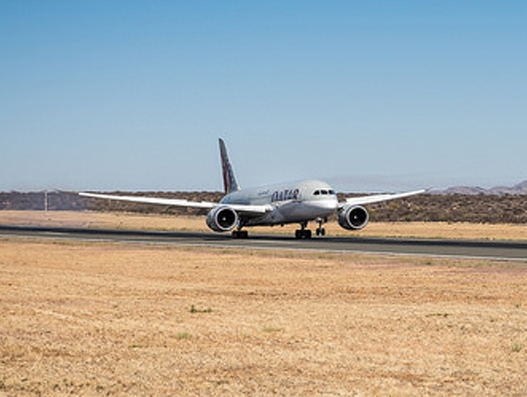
left=314, top=190, right=320, bottom=195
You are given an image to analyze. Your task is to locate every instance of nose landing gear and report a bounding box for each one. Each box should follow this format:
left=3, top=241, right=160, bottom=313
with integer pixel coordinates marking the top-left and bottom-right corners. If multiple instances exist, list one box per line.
left=315, top=217, right=326, bottom=236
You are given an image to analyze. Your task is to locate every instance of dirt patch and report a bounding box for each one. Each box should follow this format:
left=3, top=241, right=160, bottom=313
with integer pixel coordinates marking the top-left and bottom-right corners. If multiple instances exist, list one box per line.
left=1, top=238, right=526, bottom=396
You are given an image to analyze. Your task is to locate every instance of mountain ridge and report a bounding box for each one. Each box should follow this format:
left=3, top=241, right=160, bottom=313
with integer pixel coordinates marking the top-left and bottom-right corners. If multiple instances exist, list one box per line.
left=440, top=179, right=527, bottom=195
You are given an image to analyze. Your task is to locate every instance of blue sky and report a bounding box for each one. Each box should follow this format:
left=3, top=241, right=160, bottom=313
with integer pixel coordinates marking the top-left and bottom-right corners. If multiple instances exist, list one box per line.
left=1, top=1, right=526, bottom=192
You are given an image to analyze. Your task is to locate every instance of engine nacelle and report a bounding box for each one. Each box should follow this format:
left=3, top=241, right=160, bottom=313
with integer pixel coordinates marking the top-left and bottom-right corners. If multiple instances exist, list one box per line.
left=338, top=205, right=369, bottom=230
left=206, top=205, right=239, bottom=232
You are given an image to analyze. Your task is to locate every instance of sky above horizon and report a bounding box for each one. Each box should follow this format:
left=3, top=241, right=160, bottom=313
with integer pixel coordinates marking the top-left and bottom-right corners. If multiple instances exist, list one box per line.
left=1, top=1, right=526, bottom=193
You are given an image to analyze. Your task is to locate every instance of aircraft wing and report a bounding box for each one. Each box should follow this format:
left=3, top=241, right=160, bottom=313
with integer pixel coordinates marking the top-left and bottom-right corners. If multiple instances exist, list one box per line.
left=78, top=192, right=270, bottom=214
left=341, top=189, right=427, bottom=207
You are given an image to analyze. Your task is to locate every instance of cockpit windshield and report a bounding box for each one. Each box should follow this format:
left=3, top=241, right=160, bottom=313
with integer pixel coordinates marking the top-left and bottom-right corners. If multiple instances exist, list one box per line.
left=313, top=189, right=336, bottom=196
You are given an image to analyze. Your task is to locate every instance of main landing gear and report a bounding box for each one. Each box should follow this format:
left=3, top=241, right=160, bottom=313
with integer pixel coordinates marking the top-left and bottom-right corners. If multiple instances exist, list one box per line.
left=232, top=219, right=328, bottom=240
left=295, top=221, right=311, bottom=239
left=295, top=218, right=326, bottom=239
left=232, top=230, right=249, bottom=239
left=295, top=228, right=312, bottom=239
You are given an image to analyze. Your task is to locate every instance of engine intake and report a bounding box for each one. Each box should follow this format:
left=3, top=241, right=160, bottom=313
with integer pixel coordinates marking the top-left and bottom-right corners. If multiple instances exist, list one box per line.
left=206, top=206, right=238, bottom=232
left=338, top=205, right=369, bottom=230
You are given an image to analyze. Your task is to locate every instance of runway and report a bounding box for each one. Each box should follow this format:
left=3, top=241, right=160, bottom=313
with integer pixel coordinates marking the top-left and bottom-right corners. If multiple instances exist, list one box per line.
left=2, top=224, right=527, bottom=261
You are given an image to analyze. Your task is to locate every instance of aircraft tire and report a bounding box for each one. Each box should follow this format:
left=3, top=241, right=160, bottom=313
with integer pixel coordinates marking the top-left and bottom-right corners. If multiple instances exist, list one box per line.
left=295, top=230, right=312, bottom=239
left=232, top=230, right=248, bottom=239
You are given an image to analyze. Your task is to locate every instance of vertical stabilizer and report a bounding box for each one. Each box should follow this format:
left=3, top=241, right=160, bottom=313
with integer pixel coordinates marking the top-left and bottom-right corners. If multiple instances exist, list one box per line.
left=219, top=138, right=240, bottom=194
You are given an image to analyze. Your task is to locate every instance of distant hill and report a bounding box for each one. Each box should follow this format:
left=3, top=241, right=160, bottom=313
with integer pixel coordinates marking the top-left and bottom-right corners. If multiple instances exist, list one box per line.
left=441, top=179, right=527, bottom=195
left=2, top=189, right=527, bottom=224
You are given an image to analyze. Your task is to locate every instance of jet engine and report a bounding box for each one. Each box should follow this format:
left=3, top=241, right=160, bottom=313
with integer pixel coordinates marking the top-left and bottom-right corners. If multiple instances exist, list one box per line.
left=337, top=205, right=369, bottom=230
left=206, top=205, right=239, bottom=232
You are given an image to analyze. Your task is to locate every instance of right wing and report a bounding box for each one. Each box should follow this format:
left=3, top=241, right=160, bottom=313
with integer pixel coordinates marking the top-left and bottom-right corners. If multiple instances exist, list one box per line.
left=78, top=192, right=271, bottom=215
left=341, top=189, right=427, bottom=207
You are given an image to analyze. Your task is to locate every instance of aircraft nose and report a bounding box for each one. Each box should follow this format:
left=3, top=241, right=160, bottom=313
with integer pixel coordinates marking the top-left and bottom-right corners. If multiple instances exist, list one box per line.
left=314, top=197, right=338, bottom=210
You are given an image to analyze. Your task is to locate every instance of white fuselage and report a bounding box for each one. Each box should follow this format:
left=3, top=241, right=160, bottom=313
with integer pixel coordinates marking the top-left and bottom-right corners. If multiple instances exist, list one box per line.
left=220, top=179, right=338, bottom=226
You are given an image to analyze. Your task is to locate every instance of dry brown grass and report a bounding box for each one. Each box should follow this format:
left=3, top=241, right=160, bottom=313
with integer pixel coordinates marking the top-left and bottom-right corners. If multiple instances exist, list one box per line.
left=1, top=237, right=526, bottom=396
left=2, top=210, right=527, bottom=241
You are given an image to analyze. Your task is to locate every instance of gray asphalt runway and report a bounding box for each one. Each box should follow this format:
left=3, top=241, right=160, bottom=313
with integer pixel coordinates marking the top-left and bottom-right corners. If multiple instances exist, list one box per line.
left=1, top=225, right=527, bottom=262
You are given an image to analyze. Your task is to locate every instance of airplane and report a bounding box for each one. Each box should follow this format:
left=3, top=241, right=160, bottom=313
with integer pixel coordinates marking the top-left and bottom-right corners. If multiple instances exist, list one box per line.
left=80, top=138, right=426, bottom=239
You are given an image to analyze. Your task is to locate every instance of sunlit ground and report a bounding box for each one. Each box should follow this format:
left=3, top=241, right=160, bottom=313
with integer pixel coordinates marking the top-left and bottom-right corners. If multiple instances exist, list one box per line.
left=1, top=239, right=526, bottom=396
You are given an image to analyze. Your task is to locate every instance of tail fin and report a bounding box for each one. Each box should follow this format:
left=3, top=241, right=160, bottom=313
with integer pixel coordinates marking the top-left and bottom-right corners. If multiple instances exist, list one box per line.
left=219, top=138, right=240, bottom=194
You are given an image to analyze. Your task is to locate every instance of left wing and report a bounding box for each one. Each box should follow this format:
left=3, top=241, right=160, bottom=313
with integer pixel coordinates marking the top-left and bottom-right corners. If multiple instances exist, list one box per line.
left=78, top=192, right=271, bottom=214
left=341, top=189, right=427, bottom=208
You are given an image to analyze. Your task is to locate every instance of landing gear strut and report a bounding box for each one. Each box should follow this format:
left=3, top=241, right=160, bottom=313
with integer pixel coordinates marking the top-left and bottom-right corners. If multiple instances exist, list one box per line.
left=315, top=217, right=326, bottom=236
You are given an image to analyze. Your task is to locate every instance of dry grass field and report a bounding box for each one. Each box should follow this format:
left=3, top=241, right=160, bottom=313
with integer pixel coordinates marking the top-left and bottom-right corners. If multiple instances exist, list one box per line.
left=2, top=210, right=527, bottom=241
left=1, top=211, right=527, bottom=395
left=1, top=234, right=527, bottom=396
